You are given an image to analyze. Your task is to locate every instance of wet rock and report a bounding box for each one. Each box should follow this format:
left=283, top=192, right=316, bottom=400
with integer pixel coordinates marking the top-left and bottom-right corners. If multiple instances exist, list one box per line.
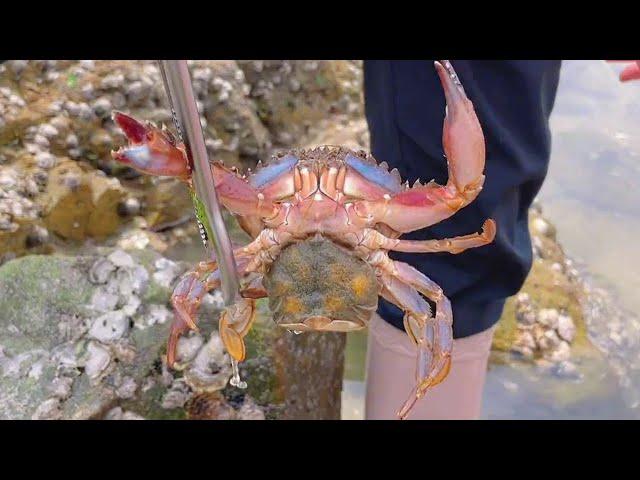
left=186, top=392, right=237, bottom=420
left=537, top=309, right=560, bottom=329
left=88, top=311, right=129, bottom=343
left=0, top=251, right=179, bottom=419
left=0, top=251, right=346, bottom=419
left=557, top=314, right=576, bottom=343
left=84, top=341, right=112, bottom=379
left=104, top=406, right=144, bottom=420
left=548, top=340, right=572, bottom=363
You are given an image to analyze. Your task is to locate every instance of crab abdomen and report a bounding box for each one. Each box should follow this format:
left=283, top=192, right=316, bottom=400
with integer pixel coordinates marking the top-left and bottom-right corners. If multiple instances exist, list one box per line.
left=263, top=236, right=379, bottom=332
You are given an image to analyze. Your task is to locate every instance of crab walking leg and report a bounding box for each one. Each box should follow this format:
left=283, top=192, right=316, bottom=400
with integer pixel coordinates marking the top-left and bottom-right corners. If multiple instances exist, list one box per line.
left=360, top=219, right=496, bottom=255
left=373, top=253, right=454, bottom=420
left=166, top=245, right=259, bottom=367
left=353, top=60, right=486, bottom=233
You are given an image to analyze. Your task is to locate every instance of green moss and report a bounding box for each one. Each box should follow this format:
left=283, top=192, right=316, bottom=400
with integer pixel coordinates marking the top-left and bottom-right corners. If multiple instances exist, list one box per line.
left=120, top=383, right=187, bottom=420
left=492, top=297, right=517, bottom=353
left=492, top=258, right=600, bottom=359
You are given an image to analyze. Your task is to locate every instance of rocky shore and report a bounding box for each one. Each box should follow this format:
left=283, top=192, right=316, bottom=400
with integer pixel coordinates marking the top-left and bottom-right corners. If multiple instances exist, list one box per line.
left=1, top=60, right=633, bottom=419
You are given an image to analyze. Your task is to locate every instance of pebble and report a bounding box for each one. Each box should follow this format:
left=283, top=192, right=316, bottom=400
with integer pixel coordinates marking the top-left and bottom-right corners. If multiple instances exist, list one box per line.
left=89, top=257, right=116, bottom=284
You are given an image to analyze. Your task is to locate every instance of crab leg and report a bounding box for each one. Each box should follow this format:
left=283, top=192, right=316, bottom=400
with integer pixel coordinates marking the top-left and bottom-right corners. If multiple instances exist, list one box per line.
left=360, top=219, right=496, bottom=254
left=353, top=60, right=486, bottom=233
left=168, top=254, right=250, bottom=367
left=372, top=253, right=453, bottom=420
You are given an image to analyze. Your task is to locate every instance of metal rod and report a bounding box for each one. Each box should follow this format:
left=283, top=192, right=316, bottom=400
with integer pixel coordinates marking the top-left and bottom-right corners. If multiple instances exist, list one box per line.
left=158, top=60, right=241, bottom=306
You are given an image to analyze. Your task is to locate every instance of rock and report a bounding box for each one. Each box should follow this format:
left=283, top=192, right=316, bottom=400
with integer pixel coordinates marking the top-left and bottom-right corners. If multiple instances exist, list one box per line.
left=0, top=251, right=179, bottom=419
left=237, top=395, right=266, bottom=420
left=84, top=341, right=112, bottom=379
left=557, top=314, right=576, bottom=343
left=41, top=159, right=126, bottom=241
left=104, top=406, right=144, bottom=420
left=186, top=392, right=237, bottom=420
left=531, top=217, right=552, bottom=237
left=553, top=360, right=582, bottom=380
left=238, top=60, right=362, bottom=148
left=175, top=334, right=205, bottom=365
left=547, top=341, right=572, bottom=363
left=537, top=308, right=560, bottom=329
left=0, top=251, right=347, bottom=419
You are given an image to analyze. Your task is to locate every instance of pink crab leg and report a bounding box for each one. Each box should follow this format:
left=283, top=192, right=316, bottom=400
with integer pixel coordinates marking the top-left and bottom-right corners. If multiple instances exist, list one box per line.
left=168, top=255, right=247, bottom=367
left=360, top=219, right=496, bottom=254
left=353, top=60, right=486, bottom=233
left=111, top=111, right=278, bottom=218
left=373, top=254, right=454, bottom=420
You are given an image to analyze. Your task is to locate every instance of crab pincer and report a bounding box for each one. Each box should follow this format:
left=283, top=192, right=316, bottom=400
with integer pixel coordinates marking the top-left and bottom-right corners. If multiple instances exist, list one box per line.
left=111, top=111, right=191, bottom=179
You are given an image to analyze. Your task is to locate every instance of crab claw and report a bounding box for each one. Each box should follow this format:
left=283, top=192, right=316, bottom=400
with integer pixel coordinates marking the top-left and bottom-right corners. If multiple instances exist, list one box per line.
left=352, top=61, right=487, bottom=233
left=111, top=111, right=190, bottom=180
left=434, top=60, right=485, bottom=197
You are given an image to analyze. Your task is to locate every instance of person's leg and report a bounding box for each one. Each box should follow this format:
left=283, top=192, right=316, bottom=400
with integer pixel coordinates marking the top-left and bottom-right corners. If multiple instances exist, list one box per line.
left=365, top=313, right=495, bottom=420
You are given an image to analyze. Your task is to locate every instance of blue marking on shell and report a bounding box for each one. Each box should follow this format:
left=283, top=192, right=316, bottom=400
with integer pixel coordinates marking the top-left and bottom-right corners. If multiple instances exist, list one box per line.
left=249, top=154, right=298, bottom=188
left=345, top=154, right=401, bottom=193
left=123, top=145, right=152, bottom=168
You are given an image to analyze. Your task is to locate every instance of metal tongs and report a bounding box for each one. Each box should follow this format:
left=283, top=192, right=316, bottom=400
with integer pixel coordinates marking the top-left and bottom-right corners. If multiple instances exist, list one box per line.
left=157, top=61, right=241, bottom=308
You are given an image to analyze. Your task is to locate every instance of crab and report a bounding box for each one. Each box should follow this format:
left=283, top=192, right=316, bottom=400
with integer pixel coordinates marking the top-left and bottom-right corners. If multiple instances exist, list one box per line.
left=110, top=60, right=496, bottom=419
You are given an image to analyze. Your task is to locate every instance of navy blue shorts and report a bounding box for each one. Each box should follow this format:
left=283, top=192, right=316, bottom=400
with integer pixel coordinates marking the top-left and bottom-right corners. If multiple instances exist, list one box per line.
left=364, top=60, right=562, bottom=338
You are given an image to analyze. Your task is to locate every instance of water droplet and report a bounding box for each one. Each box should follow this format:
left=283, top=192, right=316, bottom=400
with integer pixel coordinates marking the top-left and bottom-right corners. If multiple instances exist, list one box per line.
left=229, top=358, right=247, bottom=389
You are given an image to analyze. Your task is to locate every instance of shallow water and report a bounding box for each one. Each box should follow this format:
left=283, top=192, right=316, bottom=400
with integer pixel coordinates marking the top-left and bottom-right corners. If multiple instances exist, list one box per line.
left=342, top=60, right=640, bottom=420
